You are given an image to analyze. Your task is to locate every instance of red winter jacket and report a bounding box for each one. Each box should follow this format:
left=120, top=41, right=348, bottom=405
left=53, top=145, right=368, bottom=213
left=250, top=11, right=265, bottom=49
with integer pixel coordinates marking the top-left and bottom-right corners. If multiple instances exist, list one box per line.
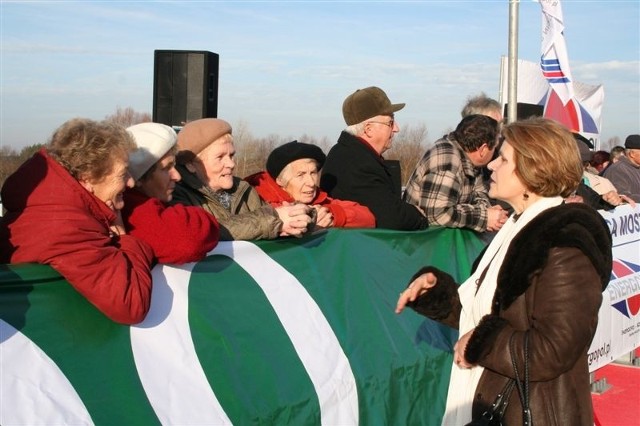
left=245, top=171, right=375, bottom=228
left=0, top=149, right=154, bottom=324
left=121, top=188, right=220, bottom=264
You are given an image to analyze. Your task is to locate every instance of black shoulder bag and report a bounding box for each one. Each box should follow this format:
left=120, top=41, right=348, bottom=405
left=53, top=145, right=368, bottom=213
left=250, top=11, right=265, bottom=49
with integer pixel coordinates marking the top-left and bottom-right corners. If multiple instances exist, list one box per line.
left=464, top=331, right=531, bottom=426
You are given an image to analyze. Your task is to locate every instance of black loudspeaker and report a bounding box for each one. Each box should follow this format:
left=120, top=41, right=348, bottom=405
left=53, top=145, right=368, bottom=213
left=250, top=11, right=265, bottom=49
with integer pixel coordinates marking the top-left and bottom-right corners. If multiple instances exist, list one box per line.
left=153, top=50, right=219, bottom=127
left=503, top=103, right=544, bottom=121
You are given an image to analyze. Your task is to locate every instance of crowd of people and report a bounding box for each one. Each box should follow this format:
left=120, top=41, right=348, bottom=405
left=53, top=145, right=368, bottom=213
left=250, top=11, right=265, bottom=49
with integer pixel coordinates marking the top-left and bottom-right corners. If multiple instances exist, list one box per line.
left=1, top=84, right=638, bottom=424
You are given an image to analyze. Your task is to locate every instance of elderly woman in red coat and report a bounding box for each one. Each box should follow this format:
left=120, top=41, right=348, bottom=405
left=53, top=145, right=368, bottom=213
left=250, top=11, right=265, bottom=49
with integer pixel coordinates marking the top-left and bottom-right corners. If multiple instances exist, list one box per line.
left=121, top=122, right=220, bottom=264
left=0, top=118, right=154, bottom=324
left=245, top=140, right=375, bottom=229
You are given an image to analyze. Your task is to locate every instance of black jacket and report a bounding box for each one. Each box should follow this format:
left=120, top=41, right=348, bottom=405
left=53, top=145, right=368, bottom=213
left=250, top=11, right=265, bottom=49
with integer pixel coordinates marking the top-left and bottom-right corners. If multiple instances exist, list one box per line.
left=320, top=131, right=429, bottom=230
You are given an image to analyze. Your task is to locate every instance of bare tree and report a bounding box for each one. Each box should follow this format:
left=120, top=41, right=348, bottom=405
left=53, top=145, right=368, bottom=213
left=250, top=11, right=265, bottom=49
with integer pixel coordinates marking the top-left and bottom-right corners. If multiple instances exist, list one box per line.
left=387, top=123, right=430, bottom=184
left=104, top=106, right=151, bottom=127
left=232, top=119, right=254, bottom=150
left=0, top=146, right=18, bottom=191
left=0, top=144, right=44, bottom=189
left=236, top=134, right=285, bottom=178
left=316, top=136, right=334, bottom=153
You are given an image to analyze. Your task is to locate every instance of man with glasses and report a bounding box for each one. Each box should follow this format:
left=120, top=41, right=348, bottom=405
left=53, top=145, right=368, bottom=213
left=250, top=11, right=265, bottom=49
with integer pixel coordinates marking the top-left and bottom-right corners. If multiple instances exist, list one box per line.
left=320, top=86, right=429, bottom=230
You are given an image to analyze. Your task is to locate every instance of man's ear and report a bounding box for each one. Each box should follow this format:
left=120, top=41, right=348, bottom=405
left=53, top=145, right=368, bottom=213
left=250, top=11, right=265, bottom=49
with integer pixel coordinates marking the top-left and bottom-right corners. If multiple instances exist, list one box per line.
left=362, top=122, right=373, bottom=137
left=480, top=143, right=491, bottom=158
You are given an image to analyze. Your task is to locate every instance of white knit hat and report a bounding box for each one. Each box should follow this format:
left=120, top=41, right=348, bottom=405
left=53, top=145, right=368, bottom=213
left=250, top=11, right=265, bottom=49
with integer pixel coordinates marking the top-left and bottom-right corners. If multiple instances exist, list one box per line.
left=127, top=122, right=177, bottom=180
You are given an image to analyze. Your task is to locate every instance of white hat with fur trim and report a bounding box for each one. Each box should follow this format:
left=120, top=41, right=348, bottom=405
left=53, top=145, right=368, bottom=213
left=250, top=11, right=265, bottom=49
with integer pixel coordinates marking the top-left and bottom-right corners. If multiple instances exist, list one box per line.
left=127, top=122, right=177, bottom=180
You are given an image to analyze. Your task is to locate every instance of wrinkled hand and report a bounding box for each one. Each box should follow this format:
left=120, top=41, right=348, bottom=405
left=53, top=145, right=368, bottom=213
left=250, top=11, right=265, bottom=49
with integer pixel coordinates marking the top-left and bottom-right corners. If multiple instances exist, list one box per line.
left=395, top=272, right=438, bottom=314
left=276, top=202, right=312, bottom=237
left=486, top=205, right=508, bottom=232
left=313, top=205, right=333, bottom=229
left=453, top=329, right=474, bottom=369
left=602, top=191, right=636, bottom=208
left=106, top=204, right=127, bottom=236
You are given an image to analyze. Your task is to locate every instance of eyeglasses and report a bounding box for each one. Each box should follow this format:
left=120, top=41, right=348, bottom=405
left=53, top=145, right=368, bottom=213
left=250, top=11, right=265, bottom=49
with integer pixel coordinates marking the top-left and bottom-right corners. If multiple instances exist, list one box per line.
left=368, top=119, right=395, bottom=128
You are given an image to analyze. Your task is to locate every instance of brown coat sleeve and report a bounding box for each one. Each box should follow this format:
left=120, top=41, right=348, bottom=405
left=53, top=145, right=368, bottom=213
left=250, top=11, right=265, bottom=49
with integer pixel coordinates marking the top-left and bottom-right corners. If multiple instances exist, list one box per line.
left=465, top=247, right=603, bottom=381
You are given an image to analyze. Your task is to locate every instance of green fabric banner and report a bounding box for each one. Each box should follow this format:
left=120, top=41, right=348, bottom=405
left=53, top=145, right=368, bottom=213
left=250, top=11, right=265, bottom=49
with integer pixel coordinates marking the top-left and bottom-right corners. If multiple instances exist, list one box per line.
left=0, top=227, right=485, bottom=425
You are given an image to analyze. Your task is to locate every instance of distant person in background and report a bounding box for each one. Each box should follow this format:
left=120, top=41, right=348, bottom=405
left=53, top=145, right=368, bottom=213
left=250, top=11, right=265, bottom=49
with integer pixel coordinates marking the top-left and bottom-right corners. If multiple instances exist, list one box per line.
left=172, top=118, right=313, bottom=240
left=602, top=135, right=640, bottom=202
left=320, top=86, right=428, bottom=230
left=404, top=114, right=508, bottom=233
left=589, top=150, right=610, bottom=175
left=245, top=140, right=375, bottom=229
left=600, top=145, right=625, bottom=176
left=461, top=92, right=503, bottom=124
left=571, top=135, right=632, bottom=209
left=610, top=145, right=626, bottom=164
left=574, top=134, right=617, bottom=196
left=121, top=122, right=220, bottom=264
left=0, top=118, right=153, bottom=324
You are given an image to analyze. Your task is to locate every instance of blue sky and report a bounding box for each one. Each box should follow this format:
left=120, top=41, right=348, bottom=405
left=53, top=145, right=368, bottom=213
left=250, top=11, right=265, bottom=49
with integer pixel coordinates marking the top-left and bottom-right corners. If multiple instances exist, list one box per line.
left=1, top=0, right=639, bottom=151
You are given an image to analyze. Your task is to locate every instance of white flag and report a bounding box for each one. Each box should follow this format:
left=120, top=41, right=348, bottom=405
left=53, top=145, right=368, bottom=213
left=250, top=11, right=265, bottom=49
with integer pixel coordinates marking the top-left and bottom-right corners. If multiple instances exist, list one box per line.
left=499, top=56, right=604, bottom=142
left=539, top=0, right=575, bottom=105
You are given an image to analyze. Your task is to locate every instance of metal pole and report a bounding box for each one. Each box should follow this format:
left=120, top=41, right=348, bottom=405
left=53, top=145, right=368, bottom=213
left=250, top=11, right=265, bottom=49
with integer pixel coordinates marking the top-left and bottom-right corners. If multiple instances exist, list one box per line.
left=507, top=0, right=520, bottom=123
left=498, top=55, right=506, bottom=105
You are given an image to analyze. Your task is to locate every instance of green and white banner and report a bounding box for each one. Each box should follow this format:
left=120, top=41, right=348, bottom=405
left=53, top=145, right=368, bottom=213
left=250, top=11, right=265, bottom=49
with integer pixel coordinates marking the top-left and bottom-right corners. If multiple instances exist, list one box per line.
left=1, top=227, right=484, bottom=425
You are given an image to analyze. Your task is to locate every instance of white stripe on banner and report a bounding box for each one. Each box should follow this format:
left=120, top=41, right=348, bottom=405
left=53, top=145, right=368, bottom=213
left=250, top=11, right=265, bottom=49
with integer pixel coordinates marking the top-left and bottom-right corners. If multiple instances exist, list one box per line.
left=0, top=319, right=93, bottom=425
left=130, top=241, right=359, bottom=425
left=215, top=241, right=359, bottom=425
left=130, top=263, right=233, bottom=425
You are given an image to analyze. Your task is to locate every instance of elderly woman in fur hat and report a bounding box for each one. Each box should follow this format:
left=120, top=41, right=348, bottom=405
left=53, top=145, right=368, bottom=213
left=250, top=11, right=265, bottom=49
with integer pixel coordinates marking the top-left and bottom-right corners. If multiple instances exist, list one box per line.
left=121, top=122, right=220, bottom=264
left=245, top=140, right=375, bottom=229
left=172, top=118, right=313, bottom=240
left=396, top=118, right=612, bottom=425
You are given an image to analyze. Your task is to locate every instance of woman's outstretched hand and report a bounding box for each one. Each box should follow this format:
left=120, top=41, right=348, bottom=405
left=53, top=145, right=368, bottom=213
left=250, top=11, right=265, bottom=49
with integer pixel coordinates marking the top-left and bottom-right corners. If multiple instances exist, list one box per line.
left=395, top=272, right=438, bottom=314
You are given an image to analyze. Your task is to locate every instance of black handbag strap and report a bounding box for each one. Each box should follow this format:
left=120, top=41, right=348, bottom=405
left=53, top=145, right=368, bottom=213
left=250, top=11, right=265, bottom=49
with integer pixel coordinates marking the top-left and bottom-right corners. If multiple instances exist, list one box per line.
left=477, top=378, right=515, bottom=424
left=510, top=331, right=532, bottom=426
left=492, top=379, right=516, bottom=420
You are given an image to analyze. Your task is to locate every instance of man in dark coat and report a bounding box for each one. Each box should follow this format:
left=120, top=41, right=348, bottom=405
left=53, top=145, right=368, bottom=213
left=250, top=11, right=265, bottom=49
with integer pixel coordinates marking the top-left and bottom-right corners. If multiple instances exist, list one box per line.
left=320, top=86, right=429, bottom=230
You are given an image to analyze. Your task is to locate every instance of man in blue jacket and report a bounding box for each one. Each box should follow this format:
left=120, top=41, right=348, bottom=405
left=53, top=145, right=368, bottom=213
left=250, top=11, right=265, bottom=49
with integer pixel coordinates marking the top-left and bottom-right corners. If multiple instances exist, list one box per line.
left=320, top=86, right=429, bottom=230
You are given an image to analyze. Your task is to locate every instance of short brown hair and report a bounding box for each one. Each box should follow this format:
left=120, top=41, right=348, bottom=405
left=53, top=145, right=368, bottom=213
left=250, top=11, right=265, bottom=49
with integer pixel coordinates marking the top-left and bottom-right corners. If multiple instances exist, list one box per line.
left=452, top=114, right=499, bottom=152
left=47, top=118, right=135, bottom=182
left=502, top=117, right=582, bottom=198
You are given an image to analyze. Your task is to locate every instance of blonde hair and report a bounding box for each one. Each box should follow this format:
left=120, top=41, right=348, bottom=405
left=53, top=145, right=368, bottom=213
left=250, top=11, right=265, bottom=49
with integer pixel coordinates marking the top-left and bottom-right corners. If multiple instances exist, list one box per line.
left=47, top=118, right=135, bottom=182
left=502, top=117, right=582, bottom=198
